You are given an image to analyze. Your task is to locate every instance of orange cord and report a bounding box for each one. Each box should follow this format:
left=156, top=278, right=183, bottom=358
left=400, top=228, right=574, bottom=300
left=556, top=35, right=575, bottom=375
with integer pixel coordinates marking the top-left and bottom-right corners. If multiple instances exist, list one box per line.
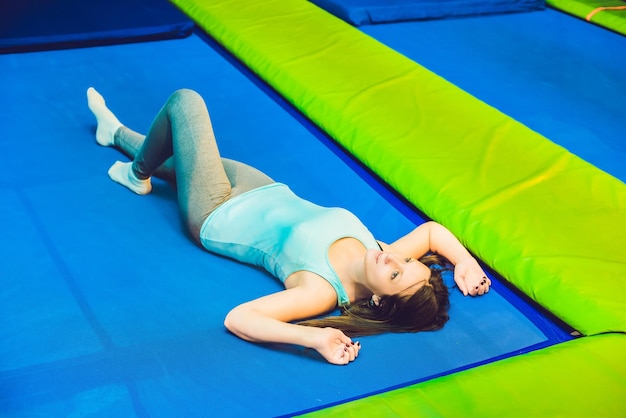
left=586, top=5, right=626, bottom=21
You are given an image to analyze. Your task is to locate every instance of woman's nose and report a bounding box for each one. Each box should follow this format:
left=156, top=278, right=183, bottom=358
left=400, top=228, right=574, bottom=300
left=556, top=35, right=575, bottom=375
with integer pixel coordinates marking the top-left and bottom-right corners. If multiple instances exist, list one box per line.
left=385, top=253, right=399, bottom=264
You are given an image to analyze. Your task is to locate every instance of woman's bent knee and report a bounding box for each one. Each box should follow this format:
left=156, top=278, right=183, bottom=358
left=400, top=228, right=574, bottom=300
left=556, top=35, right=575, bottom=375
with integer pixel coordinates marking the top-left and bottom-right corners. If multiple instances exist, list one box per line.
left=167, top=88, right=206, bottom=111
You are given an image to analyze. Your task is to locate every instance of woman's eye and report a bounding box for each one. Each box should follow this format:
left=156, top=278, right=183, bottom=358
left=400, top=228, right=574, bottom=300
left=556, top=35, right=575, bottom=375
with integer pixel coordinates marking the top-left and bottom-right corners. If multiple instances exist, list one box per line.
left=404, top=257, right=412, bottom=263
left=391, top=271, right=399, bottom=279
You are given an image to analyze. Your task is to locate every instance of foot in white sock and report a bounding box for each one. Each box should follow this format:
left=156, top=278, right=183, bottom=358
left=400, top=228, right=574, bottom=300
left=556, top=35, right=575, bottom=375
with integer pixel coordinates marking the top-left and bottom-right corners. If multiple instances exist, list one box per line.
left=87, top=87, right=122, bottom=147
left=108, top=161, right=152, bottom=195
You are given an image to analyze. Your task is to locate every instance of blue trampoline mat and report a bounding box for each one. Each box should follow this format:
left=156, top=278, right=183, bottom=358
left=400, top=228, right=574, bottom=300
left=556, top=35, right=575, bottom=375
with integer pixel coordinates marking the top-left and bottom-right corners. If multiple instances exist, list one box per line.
left=360, top=7, right=626, bottom=183
left=0, top=35, right=570, bottom=416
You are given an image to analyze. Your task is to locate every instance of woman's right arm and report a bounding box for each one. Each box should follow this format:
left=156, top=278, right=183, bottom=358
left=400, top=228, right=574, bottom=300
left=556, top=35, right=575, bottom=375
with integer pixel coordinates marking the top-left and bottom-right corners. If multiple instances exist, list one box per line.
left=389, top=221, right=490, bottom=296
left=224, top=286, right=360, bottom=364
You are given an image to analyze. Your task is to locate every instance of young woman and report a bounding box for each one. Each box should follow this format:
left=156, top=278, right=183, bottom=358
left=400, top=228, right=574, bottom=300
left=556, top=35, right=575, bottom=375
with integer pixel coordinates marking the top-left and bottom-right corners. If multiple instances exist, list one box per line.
left=87, top=87, right=490, bottom=365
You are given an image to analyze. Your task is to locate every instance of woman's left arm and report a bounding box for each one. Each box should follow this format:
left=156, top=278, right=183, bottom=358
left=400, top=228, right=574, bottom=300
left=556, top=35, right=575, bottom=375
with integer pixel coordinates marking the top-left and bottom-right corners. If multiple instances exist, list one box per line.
left=388, top=221, right=491, bottom=296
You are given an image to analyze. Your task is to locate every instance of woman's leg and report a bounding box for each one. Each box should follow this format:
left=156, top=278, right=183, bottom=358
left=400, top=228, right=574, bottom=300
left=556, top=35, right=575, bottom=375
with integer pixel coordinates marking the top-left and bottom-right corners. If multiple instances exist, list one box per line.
left=100, top=124, right=272, bottom=196
left=113, top=126, right=177, bottom=183
left=113, top=126, right=274, bottom=202
left=221, top=158, right=274, bottom=199
left=87, top=87, right=175, bottom=187
left=87, top=88, right=273, bottom=240
left=131, top=88, right=237, bottom=241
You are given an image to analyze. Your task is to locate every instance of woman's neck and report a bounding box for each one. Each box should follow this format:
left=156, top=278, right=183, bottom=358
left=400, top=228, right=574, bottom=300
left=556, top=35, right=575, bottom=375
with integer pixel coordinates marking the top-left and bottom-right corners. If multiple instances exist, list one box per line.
left=328, top=238, right=372, bottom=303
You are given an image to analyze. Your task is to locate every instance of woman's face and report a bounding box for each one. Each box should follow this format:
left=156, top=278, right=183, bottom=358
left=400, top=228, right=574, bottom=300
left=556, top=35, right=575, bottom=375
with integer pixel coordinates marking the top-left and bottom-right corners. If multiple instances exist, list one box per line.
left=363, top=249, right=431, bottom=298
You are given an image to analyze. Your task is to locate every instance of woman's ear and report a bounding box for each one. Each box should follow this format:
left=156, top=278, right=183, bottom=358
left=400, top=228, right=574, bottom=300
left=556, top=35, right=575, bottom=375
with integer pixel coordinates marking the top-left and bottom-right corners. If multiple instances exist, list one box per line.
left=370, top=294, right=381, bottom=307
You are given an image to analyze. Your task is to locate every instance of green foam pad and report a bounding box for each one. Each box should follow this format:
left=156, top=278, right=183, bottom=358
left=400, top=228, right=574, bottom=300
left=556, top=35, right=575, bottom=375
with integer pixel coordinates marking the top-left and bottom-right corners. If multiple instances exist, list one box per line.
left=547, top=0, right=626, bottom=35
left=170, top=0, right=626, bottom=336
left=302, top=333, right=626, bottom=417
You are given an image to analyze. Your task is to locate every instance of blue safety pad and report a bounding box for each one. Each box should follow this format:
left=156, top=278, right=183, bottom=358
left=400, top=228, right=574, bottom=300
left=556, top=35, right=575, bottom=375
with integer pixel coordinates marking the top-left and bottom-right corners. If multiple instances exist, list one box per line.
left=0, top=35, right=568, bottom=416
left=0, top=0, right=193, bottom=54
left=309, top=0, right=545, bottom=25
left=360, top=7, right=626, bottom=182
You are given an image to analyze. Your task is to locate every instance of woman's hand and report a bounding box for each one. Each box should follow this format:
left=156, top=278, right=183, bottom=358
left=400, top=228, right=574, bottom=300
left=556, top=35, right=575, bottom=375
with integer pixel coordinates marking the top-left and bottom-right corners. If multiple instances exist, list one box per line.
left=310, top=327, right=361, bottom=365
left=454, top=257, right=491, bottom=296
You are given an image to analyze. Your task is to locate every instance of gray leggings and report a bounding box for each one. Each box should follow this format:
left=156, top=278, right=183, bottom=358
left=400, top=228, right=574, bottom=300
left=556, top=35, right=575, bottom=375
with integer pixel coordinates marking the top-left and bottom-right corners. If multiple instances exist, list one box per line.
left=114, top=89, right=274, bottom=241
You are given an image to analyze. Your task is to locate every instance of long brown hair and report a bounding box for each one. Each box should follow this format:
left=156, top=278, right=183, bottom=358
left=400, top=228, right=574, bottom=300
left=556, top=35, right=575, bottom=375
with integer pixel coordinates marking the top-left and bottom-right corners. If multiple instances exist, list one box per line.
left=299, top=254, right=451, bottom=337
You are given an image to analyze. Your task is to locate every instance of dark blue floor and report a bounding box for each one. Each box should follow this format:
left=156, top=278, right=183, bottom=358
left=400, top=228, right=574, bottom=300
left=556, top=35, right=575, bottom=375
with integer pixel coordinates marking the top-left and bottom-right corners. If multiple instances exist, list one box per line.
left=0, top=34, right=565, bottom=416
left=360, top=7, right=626, bottom=183
left=0, top=0, right=192, bottom=53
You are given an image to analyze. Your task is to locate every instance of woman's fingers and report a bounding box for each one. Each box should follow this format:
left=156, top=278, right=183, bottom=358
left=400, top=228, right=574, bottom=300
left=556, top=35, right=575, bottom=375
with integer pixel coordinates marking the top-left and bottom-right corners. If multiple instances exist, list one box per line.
left=472, top=276, right=491, bottom=295
left=338, top=341, right=361, bottom=364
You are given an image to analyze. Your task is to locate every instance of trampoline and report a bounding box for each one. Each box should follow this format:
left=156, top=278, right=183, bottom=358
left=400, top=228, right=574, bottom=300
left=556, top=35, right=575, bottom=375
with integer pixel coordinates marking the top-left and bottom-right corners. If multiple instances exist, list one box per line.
left=1, top=0, right=624, bottom=416
left=0, top=32, right=569, bottom=418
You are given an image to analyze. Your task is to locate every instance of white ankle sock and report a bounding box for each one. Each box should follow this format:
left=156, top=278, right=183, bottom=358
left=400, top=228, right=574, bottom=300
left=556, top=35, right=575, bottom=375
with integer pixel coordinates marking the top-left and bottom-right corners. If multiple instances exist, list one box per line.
left=87, top=87, right=122, bottom=147
left=108, top=161, right=152, bottom=195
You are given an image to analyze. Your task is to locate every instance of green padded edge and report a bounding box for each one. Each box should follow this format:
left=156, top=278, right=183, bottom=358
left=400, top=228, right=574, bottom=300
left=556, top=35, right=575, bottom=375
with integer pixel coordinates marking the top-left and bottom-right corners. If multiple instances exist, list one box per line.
left=171, top=0, right=625, bottom=336
left=547, top=0, right=626, bottom=35
left=301, top=333, right=626, bottom=417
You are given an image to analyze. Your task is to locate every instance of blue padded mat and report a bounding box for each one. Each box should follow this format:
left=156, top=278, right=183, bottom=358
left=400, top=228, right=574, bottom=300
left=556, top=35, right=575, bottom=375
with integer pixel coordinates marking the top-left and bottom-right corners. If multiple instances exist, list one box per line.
left=0, top=0, right=193, bottom=54
left=0, top=35, right=569, bottom=416
left=309, top=0, right=545, bottom=25
left=360, top=7, right=626, bottom=183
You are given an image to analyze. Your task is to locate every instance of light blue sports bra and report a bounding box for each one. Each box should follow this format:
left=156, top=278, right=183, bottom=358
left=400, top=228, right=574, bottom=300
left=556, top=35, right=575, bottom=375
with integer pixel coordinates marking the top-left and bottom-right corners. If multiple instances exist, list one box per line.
left=199, top=183, right=379, bottom=306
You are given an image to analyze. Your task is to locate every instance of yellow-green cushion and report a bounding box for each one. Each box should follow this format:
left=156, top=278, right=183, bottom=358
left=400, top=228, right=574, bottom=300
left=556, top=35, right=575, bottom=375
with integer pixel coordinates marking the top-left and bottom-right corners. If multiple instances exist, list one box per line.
left=302, top=333, right=626, bottom=417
